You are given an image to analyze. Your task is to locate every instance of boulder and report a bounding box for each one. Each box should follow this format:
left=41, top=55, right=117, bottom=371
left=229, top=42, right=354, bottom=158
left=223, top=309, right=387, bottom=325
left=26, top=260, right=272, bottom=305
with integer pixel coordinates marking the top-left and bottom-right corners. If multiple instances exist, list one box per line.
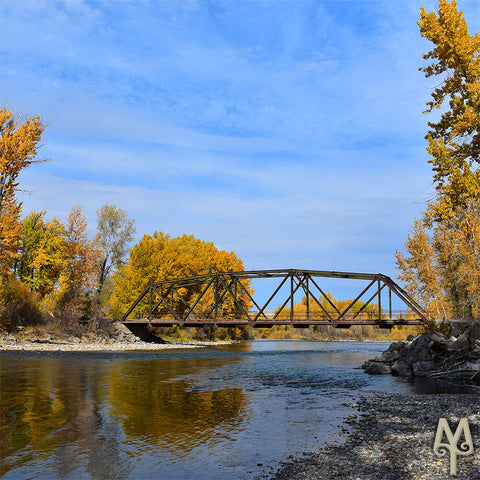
left=112, top=322, right=133, bottom=335
left=429, top=340, right=453, bottom=355
left=449, top=333, right=471, bottom=352
left=413, top=360, right=436, bottom=376
left=364, top=361, right=391, bottom=375
left=363, top=323, right=480, bottom=385
left=391, top=361, right=410, bottom=376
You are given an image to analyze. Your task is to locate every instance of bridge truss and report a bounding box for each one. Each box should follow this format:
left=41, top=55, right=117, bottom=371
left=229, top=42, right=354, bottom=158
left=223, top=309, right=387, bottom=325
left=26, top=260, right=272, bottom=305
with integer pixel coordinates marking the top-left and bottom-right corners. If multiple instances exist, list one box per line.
left=121, top=269, right=427, bottom=331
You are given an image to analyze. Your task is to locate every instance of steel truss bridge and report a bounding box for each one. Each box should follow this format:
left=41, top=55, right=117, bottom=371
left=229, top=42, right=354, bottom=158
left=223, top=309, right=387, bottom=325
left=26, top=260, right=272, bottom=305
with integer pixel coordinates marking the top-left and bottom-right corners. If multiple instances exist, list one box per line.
left=121, top=269, right=427, bottom=337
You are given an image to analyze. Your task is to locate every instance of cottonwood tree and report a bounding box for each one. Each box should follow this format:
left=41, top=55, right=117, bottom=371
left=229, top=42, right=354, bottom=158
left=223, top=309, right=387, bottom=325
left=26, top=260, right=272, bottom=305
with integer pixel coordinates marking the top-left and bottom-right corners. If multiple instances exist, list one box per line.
left=111, top=232, right=250, bottom=319
left=0, top=108, right=45, bottom=274
left=95, top=203, right=136, bottom=309
left=18, top=211, right=65, bottom=297
left=418, top=0, right=480, bottom=221
left=395, top=220, right=450, bottom=319
left=397, top=1, right=480, bottom=319
left=57, top=205, right=101, bottom=317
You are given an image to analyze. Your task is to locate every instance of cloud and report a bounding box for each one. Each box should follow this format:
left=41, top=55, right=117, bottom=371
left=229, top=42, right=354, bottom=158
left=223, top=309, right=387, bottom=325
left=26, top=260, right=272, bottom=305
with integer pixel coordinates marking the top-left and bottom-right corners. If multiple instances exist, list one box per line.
left=4, top=0, right=463, bottom=292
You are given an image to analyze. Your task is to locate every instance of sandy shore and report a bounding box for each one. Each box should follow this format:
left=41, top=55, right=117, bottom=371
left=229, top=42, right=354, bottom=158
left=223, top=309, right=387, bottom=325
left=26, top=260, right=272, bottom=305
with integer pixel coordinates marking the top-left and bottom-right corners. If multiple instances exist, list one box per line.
left=265, top=392, right=480, bottom=480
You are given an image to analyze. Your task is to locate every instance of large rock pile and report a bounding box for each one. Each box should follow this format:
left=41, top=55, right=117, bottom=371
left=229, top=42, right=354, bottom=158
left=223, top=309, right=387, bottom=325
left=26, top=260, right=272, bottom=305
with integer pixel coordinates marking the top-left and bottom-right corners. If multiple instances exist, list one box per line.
left=362, top=323, right=480, bottom=385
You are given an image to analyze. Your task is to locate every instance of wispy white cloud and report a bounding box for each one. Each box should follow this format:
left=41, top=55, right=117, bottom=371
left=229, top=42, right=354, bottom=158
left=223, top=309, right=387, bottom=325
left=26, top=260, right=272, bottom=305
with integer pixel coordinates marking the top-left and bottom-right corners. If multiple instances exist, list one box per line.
left=5, top=0, right=476, bottom=285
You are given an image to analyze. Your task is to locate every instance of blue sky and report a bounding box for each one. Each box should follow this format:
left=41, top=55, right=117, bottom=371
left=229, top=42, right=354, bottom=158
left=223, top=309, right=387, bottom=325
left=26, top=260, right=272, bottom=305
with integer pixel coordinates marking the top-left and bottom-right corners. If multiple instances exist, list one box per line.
left=2, top=0, right=480, bottom=299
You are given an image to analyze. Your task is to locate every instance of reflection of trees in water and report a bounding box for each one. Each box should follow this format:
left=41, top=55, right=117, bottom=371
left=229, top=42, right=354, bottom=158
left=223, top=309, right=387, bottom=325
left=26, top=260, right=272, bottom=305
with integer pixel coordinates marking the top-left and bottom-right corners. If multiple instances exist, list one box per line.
left=108, top=358, right=248, bottom=456
left=0, top=356, right=134, bottom=479
left=0, top=354, right=248, bottom=478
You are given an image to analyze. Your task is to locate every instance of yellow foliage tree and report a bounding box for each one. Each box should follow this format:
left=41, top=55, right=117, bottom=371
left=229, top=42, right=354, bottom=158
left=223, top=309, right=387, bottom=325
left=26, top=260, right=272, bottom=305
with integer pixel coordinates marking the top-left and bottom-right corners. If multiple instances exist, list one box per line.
left=111, top=232, right=250, bottom=319
left=397, top=2, right=480, bottom=320
left=418, top=0, right=480, bottom=220
left=0, top=108, right=45, bottom=275
left=18, top=211, right=65, bottom=297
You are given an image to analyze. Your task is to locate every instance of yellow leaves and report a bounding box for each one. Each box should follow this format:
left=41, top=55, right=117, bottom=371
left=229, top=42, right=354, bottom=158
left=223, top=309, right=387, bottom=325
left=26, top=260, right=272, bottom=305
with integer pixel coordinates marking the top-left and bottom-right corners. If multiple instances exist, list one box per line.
left=418, top=1, right=480, bottom=221
left=19, top=212, right=66, bottom=297
left=111, top=232, right=249, bottom=319
left=0, top=108, right=46, bottom=275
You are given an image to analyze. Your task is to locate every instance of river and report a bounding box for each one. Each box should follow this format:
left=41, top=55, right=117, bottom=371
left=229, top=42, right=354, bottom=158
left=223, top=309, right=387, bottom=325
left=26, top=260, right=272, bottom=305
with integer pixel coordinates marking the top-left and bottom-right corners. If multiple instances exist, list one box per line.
left=0, top=341, right=471, bottom=480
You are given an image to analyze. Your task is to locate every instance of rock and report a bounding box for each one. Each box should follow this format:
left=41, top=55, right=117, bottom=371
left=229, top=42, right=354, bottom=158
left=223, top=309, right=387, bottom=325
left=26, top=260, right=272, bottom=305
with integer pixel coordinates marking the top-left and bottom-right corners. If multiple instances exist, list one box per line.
left=384, top=341, right=406, bottom=353
left=429, top=340, right=453, bottom=355
left=449, top=334, right=471, bottom=352
left=391, top=361, right=410, bottom=376
left=364, top=361, right=391, bottom=375
left=112, top=322, right=133, bottom=335
left=363, top=324, right=480, bottom=385
left=413, top=361, right=435, bottom=376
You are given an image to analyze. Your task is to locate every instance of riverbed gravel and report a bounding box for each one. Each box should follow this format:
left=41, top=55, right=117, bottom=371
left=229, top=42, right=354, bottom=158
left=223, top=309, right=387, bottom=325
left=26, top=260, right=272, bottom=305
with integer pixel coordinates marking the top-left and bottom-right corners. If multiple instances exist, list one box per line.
left=0, top=336, right=234, bottom=352
left=265, top=392, right=480, bottom=480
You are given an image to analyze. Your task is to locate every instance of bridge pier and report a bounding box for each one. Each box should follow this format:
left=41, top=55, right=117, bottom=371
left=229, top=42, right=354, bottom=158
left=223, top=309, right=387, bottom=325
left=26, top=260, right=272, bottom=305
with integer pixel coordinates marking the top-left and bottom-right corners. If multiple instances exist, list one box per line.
left=123, top=322, right=150, bottom=341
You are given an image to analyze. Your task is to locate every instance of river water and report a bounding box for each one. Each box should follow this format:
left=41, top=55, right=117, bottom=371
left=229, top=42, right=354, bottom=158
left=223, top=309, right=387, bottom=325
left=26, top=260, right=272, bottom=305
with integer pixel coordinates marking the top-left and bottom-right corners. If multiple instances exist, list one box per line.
left=0, top=341, right=472, bottom=480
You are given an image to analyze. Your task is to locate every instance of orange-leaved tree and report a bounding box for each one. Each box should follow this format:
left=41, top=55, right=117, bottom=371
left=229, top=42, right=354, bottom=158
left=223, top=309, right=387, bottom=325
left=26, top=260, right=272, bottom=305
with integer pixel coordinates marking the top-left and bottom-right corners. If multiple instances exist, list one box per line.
left=56, top=205, right=102, bottom=319
left=0, top=108, right=45, bottom=275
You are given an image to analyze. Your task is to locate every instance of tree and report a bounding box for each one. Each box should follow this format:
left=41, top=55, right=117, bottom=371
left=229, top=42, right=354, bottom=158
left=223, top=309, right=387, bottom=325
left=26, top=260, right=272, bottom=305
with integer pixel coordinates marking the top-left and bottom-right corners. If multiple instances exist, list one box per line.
left=397, top=1, right=480, bottom=319
left=395, top=220, right=450, bottom=318
left=95, top=203, right=136, bottom=309
left=57, top=205, right=101, bottom=316
left=418, top=0, right=480, bottom=221
left=111, top=232, right=249, bottom=319
left=17, top=211, right=65, bottom=297
left=0, top=108, right=46, bottom=274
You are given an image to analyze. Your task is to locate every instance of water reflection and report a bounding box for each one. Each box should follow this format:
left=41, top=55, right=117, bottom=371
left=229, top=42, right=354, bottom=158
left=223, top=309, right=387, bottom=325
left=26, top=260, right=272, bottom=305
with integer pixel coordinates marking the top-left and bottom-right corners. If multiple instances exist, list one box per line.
left=109, top=359, right=247, bottom=455
left=0, top=354, right=247, bottom=479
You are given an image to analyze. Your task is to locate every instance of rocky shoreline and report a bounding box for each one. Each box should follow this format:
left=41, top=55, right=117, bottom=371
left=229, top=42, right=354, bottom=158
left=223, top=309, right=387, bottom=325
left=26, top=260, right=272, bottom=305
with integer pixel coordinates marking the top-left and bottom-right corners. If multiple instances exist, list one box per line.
left=267, top=392, right=480, bottom=480
left=265, top=324, right=480, bottom=480
left=362, top=323, right=480, bottom=385
left=0, top=322, right=234, bottom=352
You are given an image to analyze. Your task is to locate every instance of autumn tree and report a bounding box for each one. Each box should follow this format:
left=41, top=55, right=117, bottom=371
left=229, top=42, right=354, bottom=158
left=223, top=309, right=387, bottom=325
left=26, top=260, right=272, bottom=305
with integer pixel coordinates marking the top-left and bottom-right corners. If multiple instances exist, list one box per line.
left=95, top=203, right=136, bottom=310
left=111, top=232, right=250, bottom=319
left=395, top=220, right=450, bottom=318
left=0, top=108, right=46, bottom=275
left=57, top=205, right=101, bottom=318
left=397, top=1, right=480, bottom=319
left=418, top=0, right=480, bottom=221
left=17, top=211, right=65, bottom=297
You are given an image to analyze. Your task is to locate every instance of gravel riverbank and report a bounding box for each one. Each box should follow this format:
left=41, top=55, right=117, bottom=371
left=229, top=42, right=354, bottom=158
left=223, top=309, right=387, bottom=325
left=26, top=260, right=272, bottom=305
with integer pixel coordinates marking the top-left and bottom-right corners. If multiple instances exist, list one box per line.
left=0, top=333, right=234, bottom=352
left=266, top=392, right=480, bottom=480
left=0, top=339, right=233, bottom=352
left=0, top=321, right=236, bottom=352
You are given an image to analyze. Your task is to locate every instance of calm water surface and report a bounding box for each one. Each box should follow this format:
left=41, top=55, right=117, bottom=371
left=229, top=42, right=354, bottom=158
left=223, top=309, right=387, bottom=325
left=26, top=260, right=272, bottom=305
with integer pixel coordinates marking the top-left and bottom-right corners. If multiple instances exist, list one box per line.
left=0, top=341, right=473, bottom=480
